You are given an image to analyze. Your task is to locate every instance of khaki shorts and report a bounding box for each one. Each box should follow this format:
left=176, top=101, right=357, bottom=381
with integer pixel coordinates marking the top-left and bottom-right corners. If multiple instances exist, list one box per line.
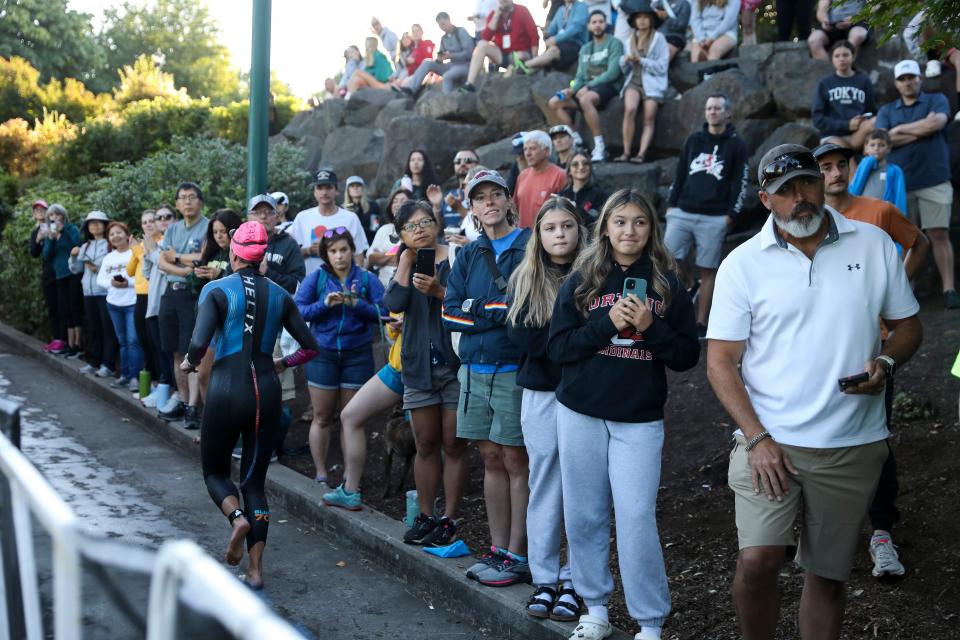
left=402, top=365, right=460, bottom=411
left=728, top=436, right=888, bottom=581
left=456, top=367, right=523, bottom=447
left=907, top=181, right=953, bottom=230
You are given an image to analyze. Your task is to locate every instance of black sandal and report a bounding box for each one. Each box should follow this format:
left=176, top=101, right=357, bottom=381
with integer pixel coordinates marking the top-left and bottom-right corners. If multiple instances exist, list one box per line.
left=550, top=586, right=583, bottom=622
left=525, top=585, right=556, bottom=618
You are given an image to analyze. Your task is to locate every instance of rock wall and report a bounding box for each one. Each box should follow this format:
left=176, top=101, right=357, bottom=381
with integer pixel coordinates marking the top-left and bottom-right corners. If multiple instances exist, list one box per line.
left=280, top=37, right=956, bottom=222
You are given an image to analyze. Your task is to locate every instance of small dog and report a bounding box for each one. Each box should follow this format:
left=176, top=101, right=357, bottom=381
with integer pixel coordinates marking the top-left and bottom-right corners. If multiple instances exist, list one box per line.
left=382, top=406, right=416, bottom=498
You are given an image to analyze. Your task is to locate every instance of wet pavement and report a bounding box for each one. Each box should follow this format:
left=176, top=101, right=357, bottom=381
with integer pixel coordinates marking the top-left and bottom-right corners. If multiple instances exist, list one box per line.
left=0, top=351, right=487, bottom=639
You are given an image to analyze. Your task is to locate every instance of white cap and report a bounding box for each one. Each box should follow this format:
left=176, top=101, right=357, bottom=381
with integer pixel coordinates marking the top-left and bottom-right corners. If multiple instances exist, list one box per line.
left=894, top=59, right=921, bottom=79
left=270, top=191, right=288, bottom=206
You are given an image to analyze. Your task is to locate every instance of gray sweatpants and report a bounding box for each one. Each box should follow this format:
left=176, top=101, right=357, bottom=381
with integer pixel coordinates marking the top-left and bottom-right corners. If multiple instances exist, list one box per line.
left=408, top=60, right=469, bottom=93
left=521, top=389, right=572, bottom=586
left=556, top=403, right=670, bottom=628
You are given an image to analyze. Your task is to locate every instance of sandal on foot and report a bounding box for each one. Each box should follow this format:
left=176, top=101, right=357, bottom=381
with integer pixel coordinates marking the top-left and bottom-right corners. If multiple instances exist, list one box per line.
left=551, top=586, right=584, bottom=622
left=613, top=154, right=630, bottom=162
left=629, top=155, right=645, bottom=164
left=568, top=615, right=613, bottom=640
left=514, top=56, right=531, bottom=75
left=526, top=585, right=556, bottom=618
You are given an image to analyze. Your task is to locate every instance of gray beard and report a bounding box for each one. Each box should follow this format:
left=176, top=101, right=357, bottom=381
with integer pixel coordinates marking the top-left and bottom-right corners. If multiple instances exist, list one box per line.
left=773, top=208, right=825, bottom=238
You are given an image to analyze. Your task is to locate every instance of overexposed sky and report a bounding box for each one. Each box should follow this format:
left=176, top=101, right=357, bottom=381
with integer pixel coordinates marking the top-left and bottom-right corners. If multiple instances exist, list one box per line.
left=69, top=1, right=551, bottom=98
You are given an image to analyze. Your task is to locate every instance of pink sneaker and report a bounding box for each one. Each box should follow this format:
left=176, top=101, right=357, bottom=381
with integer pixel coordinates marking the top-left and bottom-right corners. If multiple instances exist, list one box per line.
left=43, top=339, right=66, bottom=352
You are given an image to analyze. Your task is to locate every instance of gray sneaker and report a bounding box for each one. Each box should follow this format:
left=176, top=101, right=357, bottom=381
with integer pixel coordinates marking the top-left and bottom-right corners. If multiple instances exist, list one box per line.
left=476, top=555, right=531, bottom=587
left=466, top=546, right=506, bottom=581
left=128, top=378, right=139, bottom=392
left=94, top=365, right=114, bottom=378
left=158, top=392, right=182, bottom=414
left=79, top=364, right=96, bottom=375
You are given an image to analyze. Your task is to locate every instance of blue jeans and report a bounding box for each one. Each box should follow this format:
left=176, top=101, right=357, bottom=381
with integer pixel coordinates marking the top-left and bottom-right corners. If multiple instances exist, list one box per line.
left=107, top=303, right=144, bottom=380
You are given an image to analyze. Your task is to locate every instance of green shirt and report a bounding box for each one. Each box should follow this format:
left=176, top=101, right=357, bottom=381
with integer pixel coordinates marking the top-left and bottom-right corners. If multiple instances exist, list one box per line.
left=571, top=35, right=624, bottom=93
left=366, top=50, right=394, bottom=83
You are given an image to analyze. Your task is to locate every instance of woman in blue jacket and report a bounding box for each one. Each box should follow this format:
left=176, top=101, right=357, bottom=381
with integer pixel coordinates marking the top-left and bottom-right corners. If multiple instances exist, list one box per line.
left=295, top=229, right=385, bottom=485
left=442, top=169, right=532, bottom=587
left=42, top=204, right=84, bottom=357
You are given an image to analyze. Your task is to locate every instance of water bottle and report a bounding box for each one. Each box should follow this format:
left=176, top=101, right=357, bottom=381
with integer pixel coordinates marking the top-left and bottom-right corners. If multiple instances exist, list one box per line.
left=138, top=369, right=151, bottom=398
left=405, top=490, right=419, bottom=527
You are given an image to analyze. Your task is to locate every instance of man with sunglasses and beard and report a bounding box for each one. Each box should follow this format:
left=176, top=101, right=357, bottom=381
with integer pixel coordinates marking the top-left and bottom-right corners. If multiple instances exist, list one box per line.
left=441, top=149, right=481, bottom=244
left=706, top=144, right=922, bottom=640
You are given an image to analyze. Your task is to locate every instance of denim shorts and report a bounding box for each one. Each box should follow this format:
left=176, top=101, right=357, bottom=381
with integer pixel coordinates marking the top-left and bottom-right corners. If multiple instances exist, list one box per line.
left=305, top=346, right=375, bottom=390
left=376, top=363, right=404, bottom=396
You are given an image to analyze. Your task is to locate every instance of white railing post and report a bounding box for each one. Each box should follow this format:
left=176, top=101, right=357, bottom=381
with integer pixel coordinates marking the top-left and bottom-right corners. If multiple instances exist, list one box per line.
left=10, top=482, right=42, bottom=640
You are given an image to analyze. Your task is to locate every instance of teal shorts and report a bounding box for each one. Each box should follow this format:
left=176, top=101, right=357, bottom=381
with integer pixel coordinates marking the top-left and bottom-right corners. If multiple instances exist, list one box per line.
left=456, top=367, right=523, bottom=447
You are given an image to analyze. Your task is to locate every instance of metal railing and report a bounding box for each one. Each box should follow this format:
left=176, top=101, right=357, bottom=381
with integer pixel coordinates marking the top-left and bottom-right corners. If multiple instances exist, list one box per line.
left=0, top=399, right=303, bottom=640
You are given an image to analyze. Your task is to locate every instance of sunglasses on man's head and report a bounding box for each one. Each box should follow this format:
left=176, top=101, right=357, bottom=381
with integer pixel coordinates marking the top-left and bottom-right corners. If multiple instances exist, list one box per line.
left=760, top=152, right=818, bottom=188
left=323, top=226, right=349, bottom=238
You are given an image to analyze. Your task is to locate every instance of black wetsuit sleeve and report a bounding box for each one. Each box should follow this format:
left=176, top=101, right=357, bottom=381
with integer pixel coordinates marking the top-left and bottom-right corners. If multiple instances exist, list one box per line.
left=281, top=295, right=320, bottom=367
left=187, top=288, right=225, bottom=365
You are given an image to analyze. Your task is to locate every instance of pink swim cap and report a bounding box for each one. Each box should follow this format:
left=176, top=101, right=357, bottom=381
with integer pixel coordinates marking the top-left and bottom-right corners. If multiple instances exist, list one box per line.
left=231, top=221, right=268, bottom=262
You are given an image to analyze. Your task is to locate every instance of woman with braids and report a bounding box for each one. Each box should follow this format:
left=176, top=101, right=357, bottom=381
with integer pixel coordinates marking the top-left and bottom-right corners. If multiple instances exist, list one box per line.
left=547, top=189, right=699, bottom=640
left=506, top=196, right=587, bottom=622
left=180, top=222, right=319, bottom=590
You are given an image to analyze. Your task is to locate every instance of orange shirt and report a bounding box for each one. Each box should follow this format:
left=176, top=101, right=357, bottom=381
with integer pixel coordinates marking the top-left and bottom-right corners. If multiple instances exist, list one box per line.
left=840, top=196, right=919, bottom=250
left=515, top=164, right=567, bottom=229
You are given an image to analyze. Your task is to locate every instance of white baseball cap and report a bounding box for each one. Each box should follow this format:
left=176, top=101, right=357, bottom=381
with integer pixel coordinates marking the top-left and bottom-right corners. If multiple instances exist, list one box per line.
left=894, top=59, right=921, bottom=79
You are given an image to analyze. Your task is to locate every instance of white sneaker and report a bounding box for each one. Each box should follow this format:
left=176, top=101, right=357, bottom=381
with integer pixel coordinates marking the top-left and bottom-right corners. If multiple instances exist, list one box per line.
left=925, top=59, right=942, bottom=78
left=870, top=532, right=906, bottom=578
left=95, top=365, right=114, bottom=378
left=79, top=364, right=96, bottom=375
left=141, top=390, right=159, bottom=408
left=590, top=141, right=606, bottom=163
left=159, top=392, right=181, bottom=414
left=128, top=378, right=139, bottom=393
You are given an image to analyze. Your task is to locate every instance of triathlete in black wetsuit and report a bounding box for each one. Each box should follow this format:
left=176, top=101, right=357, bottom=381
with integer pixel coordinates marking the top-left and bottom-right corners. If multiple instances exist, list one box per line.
left=182, top=221, right=318, bottom=589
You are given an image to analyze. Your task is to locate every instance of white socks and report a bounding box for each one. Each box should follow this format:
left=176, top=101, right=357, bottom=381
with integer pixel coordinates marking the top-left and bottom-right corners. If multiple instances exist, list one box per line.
left=586, top=604, right=608, bottom=621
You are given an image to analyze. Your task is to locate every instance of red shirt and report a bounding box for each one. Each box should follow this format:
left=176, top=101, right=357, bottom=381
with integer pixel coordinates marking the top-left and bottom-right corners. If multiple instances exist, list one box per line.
left=515, top=164, right=568, bottom=229
left=408, top=39, right=435, bottom=75
left=481, top=3, right=539, bottom=54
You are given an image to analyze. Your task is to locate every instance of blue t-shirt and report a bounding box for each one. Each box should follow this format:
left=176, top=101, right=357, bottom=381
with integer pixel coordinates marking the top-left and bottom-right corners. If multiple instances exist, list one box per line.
left=441, top=188, right=466, bottom=229
left=470, top=227, right=524, bottom=374
left=875, top=92, right=951, bottom=192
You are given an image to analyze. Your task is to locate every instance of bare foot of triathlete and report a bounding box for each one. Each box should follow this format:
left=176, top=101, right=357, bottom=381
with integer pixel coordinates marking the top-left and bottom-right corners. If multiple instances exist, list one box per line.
left=243, top=571, right=264, bottom=591
left=225, top=516, right=250, bottom=566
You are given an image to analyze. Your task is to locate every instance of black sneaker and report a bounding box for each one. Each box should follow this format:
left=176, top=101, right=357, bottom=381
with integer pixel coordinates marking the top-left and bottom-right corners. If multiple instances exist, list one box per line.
left=458, top=83, right=476, bottom=94
left=159, top=401, right=186, bottom=422
left=421, top=516, right=458, bottom=547
left=945, top=289, right=960, bottom=310
left=183, top=405, right=200, bottom=430
left=65, top=347, right=82, bottom=359
left=403, top=513, right=438, bottom=545
left=696, top=323, right=708, bottom=341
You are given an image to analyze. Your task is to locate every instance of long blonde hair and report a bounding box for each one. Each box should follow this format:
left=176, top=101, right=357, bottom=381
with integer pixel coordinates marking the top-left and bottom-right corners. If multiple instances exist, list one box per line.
left=364, top=37, right=379, bottom=67
left=507, top=197, right=587, bottom=328
left=572, top=189, right=675, bottom=317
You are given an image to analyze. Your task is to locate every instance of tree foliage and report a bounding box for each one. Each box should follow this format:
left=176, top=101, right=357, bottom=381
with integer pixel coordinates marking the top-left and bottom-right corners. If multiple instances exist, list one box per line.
left=857, top=0, right=960, bottom=50
left=113, top=55, right=186, bottom=105
left=0, top=0, right=106, bottom=86
left=98, top=0, right=241, bottom=103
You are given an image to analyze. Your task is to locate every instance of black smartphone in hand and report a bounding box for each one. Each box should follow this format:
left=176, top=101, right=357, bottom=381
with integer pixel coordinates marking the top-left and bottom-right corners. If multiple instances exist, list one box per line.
left=414, top=248, right=436, bottom=277
left=838, top=371, right=869, bottom=392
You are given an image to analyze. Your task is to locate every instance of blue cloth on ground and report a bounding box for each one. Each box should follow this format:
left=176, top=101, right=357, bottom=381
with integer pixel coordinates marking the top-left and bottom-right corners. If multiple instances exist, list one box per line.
left=422, top=539, right=470, bottom=558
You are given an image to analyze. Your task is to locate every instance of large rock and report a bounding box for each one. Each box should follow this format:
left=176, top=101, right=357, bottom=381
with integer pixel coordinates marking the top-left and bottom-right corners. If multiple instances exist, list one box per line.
left=374, top=97, right=414, bottom=129
left=531, top=71, right=574, bottom=122
left=343, top=88, right=396, bottom=126
left=669, top=58, right=741, bottom=93
left=476, top=136, right=518, bottom=171
left=321, top=126, right=385, bottom=186
left=280, top=107, right=319, bottom=143
left=373, top=115, right=496, bottom=195
left=415, top=90, right=485, bottom=124
left=748, top=121, right=820, bottom=177
left=593, top=162, right=662, bottom=202
left=322, top=99, right=348, bottom=131
left=765, top=49, right=832, bottom=119
left=477, top=74, right=547, bottom=137
left=736, top=118, right=786, bottom=153
left=679, top=69, right=773, bottom=136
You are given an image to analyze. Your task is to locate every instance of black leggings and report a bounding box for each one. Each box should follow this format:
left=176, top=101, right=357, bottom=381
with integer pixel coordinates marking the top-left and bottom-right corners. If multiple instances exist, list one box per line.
left=41, top=274, right=62, bottom=340
left=146, top=316, right=174, bottom=385
left=135, top=295, right=159, bottom=380
left=775, top=0, right=815, bottom=41
left=200, top=353, right=280, bottom=548
left=83, top=296, right=118, bottom=368
left=55, top=275, right=84, bottom=331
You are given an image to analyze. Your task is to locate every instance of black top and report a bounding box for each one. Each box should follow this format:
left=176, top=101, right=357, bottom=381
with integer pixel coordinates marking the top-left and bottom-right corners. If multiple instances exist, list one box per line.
left=559, top=182, right=609, bottom=228
left=547, top=254, right=700, bottom=422
left=667, top=123, right=749, bottom=217
left=508, top=262, right=572, bottom=391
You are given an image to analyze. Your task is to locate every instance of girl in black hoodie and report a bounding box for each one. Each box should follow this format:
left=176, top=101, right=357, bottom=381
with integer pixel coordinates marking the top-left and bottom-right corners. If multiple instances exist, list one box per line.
left=547, top=188, right=699, bottom=640
left=507, top=196, right=588, bottom=622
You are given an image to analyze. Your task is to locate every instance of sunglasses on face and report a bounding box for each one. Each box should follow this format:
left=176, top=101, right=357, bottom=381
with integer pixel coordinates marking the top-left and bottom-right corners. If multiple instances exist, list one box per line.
left=400, top=218, right=437, bottom=233
left=323, top=226, right=349, bottom=238
left=570, top=161, right=591, bottom=169
left=155, top=213, right=174, bottom=221
left=454, top=157, right=478, bottom=166
left=760, top=152, right=819, bottom=189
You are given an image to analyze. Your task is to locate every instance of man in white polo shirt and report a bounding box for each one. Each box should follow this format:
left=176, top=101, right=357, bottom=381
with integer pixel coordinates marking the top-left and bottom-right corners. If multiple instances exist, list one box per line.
left=706, top=144, right=922, bottom=640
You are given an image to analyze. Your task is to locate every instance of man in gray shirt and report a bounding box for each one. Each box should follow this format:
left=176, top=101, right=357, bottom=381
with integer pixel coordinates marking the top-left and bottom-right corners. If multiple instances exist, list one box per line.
left=400, top=12, right=475, bottom=96
left=157, top=181, right=210, bottom=428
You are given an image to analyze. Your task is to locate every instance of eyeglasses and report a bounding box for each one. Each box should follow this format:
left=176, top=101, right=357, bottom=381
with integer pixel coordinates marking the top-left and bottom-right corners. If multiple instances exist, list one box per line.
left=454, top=157, right=478, bottom=165
left=323, top=226, right=349, bottom=238
left=249, top=208, right=278, bottom=218
left=400, top=218, right=436, bottom=233
left=760, top=152, right=819, bottom=189
left=176, top=195, right=199, bottom=203
left=570, top=161, right=591, bottom=168
left=155, top=213, right=174, bottom=221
